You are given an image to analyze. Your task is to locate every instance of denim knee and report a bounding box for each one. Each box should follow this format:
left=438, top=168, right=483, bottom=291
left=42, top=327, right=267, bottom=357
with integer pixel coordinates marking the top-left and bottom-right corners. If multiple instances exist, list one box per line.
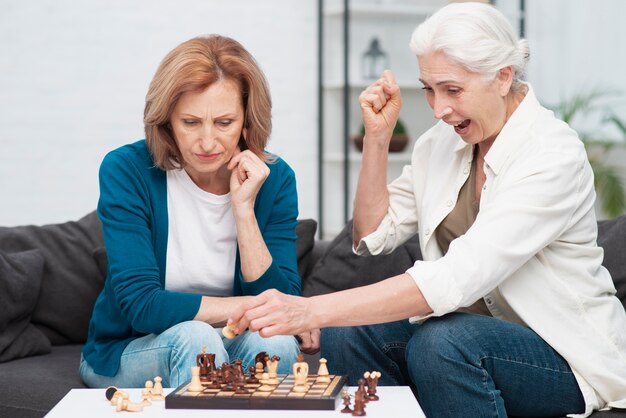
left=166, top=321, right=228, bottom=386
left=322, top=323, right=416, bottom=386
left=406, top=314, right=473, bottom=384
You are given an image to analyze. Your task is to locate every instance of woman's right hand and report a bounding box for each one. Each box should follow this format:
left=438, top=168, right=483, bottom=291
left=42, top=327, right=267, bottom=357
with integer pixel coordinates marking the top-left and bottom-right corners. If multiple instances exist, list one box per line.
left=358, top=69, right=402, bottom=146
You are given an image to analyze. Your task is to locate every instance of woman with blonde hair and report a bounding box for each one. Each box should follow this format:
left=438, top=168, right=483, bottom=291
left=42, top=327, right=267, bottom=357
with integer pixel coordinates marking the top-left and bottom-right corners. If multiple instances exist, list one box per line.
left=80, top=35, right=306, bottom=389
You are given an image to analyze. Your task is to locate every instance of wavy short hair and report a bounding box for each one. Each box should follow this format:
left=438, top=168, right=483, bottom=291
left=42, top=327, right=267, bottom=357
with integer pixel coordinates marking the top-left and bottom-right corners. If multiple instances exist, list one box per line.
left=410, top=2, right=530, bottom=93
left=144, top=35, right=273, bottom=170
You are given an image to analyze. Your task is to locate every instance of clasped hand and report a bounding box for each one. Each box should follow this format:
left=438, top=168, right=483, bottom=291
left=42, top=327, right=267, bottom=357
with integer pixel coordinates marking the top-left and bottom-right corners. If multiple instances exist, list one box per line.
left=228, top=289, right=320, bottom=354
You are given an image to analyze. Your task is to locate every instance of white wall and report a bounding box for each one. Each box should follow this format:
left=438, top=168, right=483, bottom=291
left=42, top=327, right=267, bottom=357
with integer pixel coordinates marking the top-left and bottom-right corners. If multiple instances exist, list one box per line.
left=526, top=0, right=626, bottom=134
left=0, top=0, right=318, bottom=226
left=2, top=0, right=625, bottom=227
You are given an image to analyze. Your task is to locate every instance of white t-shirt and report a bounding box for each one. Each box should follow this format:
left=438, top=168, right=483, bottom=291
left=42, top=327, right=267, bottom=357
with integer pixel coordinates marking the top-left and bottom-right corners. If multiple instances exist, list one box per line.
left=165, top=168, right=236, bottom=297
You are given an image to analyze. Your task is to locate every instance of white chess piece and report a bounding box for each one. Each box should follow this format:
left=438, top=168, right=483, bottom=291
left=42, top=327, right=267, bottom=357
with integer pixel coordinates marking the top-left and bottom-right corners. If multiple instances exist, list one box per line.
left=151, top=376, right=165, bottom=400
left=188, top=366, right=204, bottom=392
left=258, top=372, right=275, bottom=392
left=222, top=322, right=238, bottom=339
left=140, top=388, right=152, bottom=407
left=110, top=390, right=129, bottom=406
left=266, top=357, right=280, bottom=384
left=292, top=356, right=310, bottom=393
left=255, top=361, right=265, bottom=379
left=144, top=380, right=154, bottom=400
left=115, top=396, right=144, bottom=412
left=316, top=358, right=331, bottom=383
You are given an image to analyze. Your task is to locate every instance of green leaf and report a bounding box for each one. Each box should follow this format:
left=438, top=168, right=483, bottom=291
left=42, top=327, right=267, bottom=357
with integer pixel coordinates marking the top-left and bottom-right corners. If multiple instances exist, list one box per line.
left=552, top=89, right=626, bottom=218
left=592, top=162, right=626, bottom=218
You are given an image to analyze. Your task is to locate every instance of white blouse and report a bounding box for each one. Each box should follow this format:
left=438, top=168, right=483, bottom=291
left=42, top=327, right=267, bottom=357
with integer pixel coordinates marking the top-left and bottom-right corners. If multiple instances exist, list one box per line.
left=356, top=85, right=626, bottom=417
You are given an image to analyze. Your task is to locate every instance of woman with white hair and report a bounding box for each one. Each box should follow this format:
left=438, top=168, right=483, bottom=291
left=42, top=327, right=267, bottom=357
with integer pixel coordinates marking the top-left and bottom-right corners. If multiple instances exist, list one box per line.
left=229, top=3, right=626, bottom=416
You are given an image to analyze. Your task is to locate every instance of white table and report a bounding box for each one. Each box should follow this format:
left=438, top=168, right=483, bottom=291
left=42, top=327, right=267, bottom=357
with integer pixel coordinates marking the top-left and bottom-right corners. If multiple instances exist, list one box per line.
left=46, top=386, right=425, bottom=418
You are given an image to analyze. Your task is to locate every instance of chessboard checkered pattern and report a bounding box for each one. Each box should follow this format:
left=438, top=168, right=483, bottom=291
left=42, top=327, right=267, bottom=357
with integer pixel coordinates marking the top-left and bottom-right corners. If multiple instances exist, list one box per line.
left=165, top=374, right=347, bottom=410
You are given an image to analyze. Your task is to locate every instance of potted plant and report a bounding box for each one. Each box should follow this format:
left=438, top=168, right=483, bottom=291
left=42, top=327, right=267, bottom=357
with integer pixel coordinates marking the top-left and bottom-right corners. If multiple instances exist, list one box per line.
left=352, top=118, right=410, bottom=152
left=551, top=90, right=626, bottom=218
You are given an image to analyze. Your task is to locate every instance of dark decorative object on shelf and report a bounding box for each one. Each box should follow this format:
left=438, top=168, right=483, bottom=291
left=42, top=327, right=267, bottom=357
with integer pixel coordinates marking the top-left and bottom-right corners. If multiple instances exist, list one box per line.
left=361, top=38, right=388, bottom=81
left=352, top=119, right=409, bottom=153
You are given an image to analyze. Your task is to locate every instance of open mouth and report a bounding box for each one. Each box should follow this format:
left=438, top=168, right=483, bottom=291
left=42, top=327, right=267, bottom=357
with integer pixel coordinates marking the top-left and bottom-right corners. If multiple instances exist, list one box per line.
left=453, top=119, right=471, bottom=135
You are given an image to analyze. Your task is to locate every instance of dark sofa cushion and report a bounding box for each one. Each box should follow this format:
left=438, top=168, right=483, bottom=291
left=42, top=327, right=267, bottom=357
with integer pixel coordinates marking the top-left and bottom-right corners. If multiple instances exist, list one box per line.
left=0, top=249, right=51, bottom=362
left=295, top=219, right=318, bottom=279
left=303, top=220, right=421, bottom=296
left=0, top=212, right=105, bottom=345
left=0, top=344, right=85, bottom=417
left=598, top=214, right=626, bottom=309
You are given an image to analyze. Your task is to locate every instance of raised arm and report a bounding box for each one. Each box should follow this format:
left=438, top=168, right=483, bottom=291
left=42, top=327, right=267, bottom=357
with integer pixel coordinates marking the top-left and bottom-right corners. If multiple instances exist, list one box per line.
left=353, top=70, right=403, bottom=245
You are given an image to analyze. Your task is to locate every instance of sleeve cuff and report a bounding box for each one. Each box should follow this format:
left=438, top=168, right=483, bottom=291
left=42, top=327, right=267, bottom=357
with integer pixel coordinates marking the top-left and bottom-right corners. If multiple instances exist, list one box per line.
left=239, top=261, right=299, bottom=296
left=406, top=260, right=463, bottom=322
left=353, top=216, right=395, bottom=256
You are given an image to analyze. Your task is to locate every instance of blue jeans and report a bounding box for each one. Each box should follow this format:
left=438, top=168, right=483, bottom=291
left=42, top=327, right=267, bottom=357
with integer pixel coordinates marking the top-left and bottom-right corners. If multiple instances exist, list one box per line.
left=80, top=320, right=299, bottom=389
left=321, top=313, right=585, bottom=418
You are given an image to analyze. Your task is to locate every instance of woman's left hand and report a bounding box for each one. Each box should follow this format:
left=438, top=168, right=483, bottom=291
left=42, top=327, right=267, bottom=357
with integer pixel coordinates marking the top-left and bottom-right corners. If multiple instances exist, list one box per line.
left=228, top=149, right=270, bottom=214
left=229, top=289, right=317, bottom=339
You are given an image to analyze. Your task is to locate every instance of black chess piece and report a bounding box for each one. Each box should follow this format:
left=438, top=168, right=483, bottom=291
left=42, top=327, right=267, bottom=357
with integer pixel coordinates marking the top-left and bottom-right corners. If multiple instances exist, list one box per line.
left=352, top=379, right=367, bottom=416
left=105, top=386, right=119, bottom=401
left=246, top=365, right=259, bottom=384
left=254, top=351, right=268, bottom=369
left=196, top=348, right=213, bottom=381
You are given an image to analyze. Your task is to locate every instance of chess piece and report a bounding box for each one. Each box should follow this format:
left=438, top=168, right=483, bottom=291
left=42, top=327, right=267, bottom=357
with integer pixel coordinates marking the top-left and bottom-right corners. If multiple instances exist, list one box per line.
left=292, top=354, right=309, bottom=392
left=234, top=360, right=246, bottom=381
left=259, top=372, right=272, bottom=385
left=108, top=388, right=129, bottom=406
left=188, top=366, right=204, bottom=392
left=151, top=376, right=165, bottom=400
left=364, top=371, right=381, bottom=401
left=196, top=345, right=216, bottom=381
left=352, top=380, right=367, bottom=416
left=255, top=361, right=265, bottom=379
left=207, top=367, right=221, bottom=389
left=257, top=372, right=275, bottom=392
left=247, top=365, right=259, bottom=384
left=266, top=355, right=280, bottom=384
left=357, top=378, right=369, bottom=403
left=222, top=322, right=238, bottom=339
left=233, top=360, right=249, bottom=394
left=144, top=380, right=154, bottom=400
left=105, top=386, right=119, bottom=401
left=341, top=390, right=353, bottom=413
left=140, top=388, right=152, bottom=407
left=316, top=357, right=331, bottom=383
left=254, top=351, right=268, bottom=369
left=222, top=363, right=236, bottom=392
left=115, top=396, right=144, bottom=412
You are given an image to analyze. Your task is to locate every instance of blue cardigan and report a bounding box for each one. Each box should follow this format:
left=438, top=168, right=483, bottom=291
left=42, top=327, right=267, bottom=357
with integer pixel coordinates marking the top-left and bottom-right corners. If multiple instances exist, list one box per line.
left=82, top=140, right=301, bottom=376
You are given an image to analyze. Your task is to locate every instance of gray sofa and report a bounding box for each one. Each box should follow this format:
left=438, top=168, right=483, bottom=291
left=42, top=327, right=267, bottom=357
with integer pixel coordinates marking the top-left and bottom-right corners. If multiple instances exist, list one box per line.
left=0, top=211, right=624, bottom=417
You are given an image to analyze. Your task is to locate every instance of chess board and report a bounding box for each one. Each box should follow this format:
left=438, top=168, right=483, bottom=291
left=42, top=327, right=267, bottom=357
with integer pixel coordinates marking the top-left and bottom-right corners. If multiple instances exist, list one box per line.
left=165, top=374, right=348, bottom=410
